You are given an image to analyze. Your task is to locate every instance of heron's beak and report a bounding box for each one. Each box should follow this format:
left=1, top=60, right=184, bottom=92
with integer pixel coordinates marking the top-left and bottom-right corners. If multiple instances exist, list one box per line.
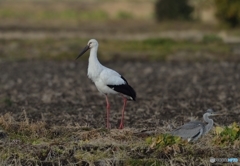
left=76, top=45, right=90, bottom=60
left=212, top=113, right=224, bottom=116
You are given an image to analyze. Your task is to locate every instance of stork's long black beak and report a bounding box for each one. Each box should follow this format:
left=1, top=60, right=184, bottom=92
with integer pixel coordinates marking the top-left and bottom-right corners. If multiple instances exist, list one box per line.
left=76, top=45, right=90, bottom=60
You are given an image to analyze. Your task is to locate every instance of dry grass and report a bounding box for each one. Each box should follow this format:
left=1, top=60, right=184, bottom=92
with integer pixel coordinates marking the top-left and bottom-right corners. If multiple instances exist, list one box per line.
left=0, top=111, right=239, bottom=165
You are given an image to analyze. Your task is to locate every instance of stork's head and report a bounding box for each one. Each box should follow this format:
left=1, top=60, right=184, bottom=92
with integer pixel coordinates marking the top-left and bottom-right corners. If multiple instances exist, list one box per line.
left=76, top=39, right=98, bottom=60
left=88, top=39, right=98, bottom=49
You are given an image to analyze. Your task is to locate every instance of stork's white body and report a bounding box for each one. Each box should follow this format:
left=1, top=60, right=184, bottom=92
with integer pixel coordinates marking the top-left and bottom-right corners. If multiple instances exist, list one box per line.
left=76, top=39, right=136, bottom=129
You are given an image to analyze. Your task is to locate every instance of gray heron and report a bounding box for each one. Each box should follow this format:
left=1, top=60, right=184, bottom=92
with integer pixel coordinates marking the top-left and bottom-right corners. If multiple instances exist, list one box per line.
left=171, top=109, right=220, bottom=142
left=76, top=39, right=136, bottom=129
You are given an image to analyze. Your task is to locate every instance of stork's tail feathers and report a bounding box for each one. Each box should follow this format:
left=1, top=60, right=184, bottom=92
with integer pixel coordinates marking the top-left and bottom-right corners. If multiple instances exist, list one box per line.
left=126, top=84, right=136, bottom=101
left=123, top=84, right=136, bottom=101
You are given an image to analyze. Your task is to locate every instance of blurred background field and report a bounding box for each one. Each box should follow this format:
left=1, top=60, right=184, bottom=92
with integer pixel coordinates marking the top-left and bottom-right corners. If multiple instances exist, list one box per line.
left=0, top=0, right=240, bottom=62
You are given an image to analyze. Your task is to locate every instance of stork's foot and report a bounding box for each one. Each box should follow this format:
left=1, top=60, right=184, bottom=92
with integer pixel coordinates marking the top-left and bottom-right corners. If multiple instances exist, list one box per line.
left=119, top=123, right=124, bottom=129
left=106, top=123, right=111, bottom=129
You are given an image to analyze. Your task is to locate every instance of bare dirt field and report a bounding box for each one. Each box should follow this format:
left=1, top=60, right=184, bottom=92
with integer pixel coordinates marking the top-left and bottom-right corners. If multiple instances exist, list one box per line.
left=1, top=61, right=239, bottom=128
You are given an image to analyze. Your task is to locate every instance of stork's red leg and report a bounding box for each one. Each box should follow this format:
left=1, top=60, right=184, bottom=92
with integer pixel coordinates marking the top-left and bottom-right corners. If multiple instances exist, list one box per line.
left=105, top=95, right=110, bottom=129
left=119, top=97, right=127, bottom=129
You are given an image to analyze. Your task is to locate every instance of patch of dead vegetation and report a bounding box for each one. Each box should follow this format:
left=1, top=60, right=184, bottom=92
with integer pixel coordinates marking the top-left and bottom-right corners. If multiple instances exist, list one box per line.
left=0, top=112, right=239, bottom=165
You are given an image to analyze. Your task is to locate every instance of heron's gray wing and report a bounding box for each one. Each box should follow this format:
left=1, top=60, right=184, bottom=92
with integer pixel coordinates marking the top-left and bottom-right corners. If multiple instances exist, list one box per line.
left=171, top=121, right=204, bottom=139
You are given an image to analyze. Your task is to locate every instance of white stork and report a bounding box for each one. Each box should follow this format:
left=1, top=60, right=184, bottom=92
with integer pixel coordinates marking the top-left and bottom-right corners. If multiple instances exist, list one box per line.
left=76, top=39, right=136, bottom=129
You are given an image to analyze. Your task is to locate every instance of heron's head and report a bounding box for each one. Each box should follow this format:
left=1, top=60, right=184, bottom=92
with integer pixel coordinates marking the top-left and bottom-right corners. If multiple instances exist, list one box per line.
left=76, top=39, right=98, bottom=60
left=205, top=109, right=221, bottom=116
left=206, top=109, right=214, bottom=114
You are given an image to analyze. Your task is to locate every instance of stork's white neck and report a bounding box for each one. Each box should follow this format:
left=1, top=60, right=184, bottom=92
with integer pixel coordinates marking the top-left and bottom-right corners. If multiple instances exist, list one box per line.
left=87, top=46, right=103, bottom=80
left=88, top=47, right=100, bottom=65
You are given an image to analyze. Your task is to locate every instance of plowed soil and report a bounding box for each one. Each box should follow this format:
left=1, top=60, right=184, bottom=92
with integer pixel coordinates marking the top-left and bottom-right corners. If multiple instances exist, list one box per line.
left=1, top=61, right=239, bottom=128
